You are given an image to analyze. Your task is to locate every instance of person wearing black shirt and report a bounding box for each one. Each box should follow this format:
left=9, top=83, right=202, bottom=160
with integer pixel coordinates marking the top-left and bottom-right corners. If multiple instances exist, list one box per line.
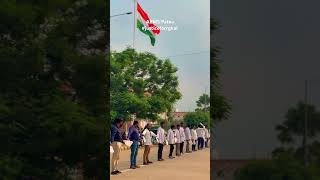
left=110, top=118, right=124, bottom=175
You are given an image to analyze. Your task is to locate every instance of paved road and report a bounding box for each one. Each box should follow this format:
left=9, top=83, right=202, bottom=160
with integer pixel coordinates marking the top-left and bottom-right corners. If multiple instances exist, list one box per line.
left=110, top=145, right=210, bottom=180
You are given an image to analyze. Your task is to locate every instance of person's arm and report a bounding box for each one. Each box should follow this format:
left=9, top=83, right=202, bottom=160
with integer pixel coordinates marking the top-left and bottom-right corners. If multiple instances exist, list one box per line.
left=127, top=128, right=132, bottom=140
left=151, top=131, right=157, bottom=137
left=119, top=131, right=124, bottom=143
left=157, top=128, right=160, bottom=139
left=110, top=127, right=115, bottom=142
left=142, top=129, right=147, bottom=136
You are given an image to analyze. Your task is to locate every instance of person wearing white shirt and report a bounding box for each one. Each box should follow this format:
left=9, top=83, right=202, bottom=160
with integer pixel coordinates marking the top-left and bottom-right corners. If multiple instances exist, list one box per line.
left=167, top=125, right=176, bottom=159
left=179, top=122, right=186, bottom=154
left=184, top=124, right=192, bottom=153
left=175, top=124, right=181, bottom=156
left=196, top=125, right=205, bottom=150
left=191, top=126, right=198, bottom=151
left=157, top=122, right=166, bottom=161
left=142, top=124, right=157, bottom=165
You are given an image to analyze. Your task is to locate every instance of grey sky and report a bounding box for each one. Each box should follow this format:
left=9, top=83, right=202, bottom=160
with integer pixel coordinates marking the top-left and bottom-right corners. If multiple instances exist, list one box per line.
left=213, top=0, right=320, bottom=158
left=111, top=0, right=210, bottom=112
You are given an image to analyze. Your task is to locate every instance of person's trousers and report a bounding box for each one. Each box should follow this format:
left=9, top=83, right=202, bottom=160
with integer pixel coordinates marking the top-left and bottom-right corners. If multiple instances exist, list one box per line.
left=192, top=143, right=196, bottom=151
left=198, top=137, right=202, bottom=150
left=130, top=141, right=139, bottom=167
left=111, top=142, right=121, bottom=172
left=169, top=144, right=174, bottom=157
left=194, top=140, right=197, bottom=151
left=186, top=140, right=190, bottom=152
left=201, top=138, right=205, bottom=149
left=158, top=143, right=164, bottom=160
left=176, top=143, right=181, bottom=156
left=180, top=141, right=184, bottom=154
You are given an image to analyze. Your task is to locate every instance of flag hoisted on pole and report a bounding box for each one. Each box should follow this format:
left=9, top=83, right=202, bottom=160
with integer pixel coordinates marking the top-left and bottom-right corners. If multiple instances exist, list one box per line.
left=133, top=0, right=160, bottom=46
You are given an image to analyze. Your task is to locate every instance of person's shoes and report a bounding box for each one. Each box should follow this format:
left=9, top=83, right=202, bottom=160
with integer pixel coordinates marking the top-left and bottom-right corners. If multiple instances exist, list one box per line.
left=147, top=161, right=153, bottom=164
left=169, top=156, right=175, bottom=159
left=130, top=166, right=136, bottom=169
left=135, top=165, right=141, bottom=168
left=111, top=171, right=118, bottom=175
left=158, top=159, right=164, bottom=161
left=143, top=162, right=148, bottom=165
left=115, top=170, right=122, bottom=174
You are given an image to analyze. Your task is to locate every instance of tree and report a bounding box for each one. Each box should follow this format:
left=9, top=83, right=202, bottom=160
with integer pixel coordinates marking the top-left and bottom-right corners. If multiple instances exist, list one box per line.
left=273, top=101, right=320, bottom=168
left=211, top=19, right=231, bottom=124
left=0, top=0, right=108, bottom=179
left=110, top=48, right=181, bottom=121
left=184, top=111, right=210, bottom=128
left=196, top=93, right=210, bottom=112
left=276, top=102, right=320, bottom=145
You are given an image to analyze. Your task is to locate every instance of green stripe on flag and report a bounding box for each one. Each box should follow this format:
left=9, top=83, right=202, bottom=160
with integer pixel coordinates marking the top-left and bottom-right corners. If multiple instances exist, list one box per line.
left=137, top=20, right=156, bottom=46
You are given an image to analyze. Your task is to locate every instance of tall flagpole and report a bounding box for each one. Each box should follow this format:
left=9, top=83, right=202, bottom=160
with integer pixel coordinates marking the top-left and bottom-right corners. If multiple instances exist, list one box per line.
left=133, top=0, right=137, bottom=49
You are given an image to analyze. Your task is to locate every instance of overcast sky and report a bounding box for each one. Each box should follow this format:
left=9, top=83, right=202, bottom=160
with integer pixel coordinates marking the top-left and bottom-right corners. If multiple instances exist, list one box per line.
left=111, top=0, right=210, bottom=112
left=213, top=0, right=320, bottom=158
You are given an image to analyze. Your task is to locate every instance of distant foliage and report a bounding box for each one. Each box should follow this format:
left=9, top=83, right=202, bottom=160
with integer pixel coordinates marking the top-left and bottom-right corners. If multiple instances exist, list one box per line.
left=0, top=0, right=108, bottom=179
left=184, top=111, right=210, bottom=128
left=211, top=19, right=231, bottom=123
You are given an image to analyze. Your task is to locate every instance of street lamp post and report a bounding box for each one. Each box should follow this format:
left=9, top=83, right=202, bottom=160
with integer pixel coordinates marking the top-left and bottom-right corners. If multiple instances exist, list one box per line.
left=110, top=12, right=132, bottom=18
left=304, top=80, right=309, bottom=167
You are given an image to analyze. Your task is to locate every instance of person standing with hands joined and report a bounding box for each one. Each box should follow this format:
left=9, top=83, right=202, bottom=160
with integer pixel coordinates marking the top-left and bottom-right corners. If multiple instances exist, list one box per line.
left=191, top=125, right=198, bottom=151
left=175, top=124, right=181, bottom=156
left=184, top=124, right=192, bottom=153
left=128, top=120, right=141, bottom=169
left=157, top=121, right=166, bottom=161
left=179, top=122, right=186, bottom=154
left=142, top=123, right=157, bottom=165
left=167, top=125, right=176, bottom=159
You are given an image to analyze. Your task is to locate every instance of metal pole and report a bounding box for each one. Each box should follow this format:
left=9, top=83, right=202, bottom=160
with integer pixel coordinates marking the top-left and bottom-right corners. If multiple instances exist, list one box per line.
left=304, top=80, right=309, bottom=167
left=133, top=0, right=137, bottom=49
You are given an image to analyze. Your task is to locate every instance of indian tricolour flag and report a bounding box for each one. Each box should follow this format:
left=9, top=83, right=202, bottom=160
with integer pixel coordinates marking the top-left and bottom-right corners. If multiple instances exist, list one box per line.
left=136, top=2, right=160, bottom=46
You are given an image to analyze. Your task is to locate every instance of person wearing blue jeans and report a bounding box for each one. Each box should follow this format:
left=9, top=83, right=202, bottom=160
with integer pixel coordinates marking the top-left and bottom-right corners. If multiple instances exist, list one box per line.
left=128, top=120, right=141, bottom=169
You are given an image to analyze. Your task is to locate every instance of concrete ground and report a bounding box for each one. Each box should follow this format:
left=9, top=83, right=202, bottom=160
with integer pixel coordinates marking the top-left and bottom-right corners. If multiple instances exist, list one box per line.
left=110, top=145, right=210, bottom=180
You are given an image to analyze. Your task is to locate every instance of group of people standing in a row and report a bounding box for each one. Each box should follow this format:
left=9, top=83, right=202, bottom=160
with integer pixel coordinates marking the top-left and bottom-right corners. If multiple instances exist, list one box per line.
left=110, top=118, right=210, bottom=175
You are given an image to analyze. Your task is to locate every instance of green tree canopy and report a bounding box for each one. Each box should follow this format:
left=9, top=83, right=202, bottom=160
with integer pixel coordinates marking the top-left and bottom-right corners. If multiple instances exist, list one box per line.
left=110, top=48, right=181, bottom=121
left=184, top=111, right=210, bottom=128
left=276, top=102, right=320, bottom=145
left=196, top=93, right=210, bottom=112
left=0, top=0, right=107, bottom=179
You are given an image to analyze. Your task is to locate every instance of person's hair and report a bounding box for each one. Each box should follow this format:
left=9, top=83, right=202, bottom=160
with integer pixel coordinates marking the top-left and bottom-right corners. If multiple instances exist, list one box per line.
left=160, top=121, right=165, bottom=126
left=171, top=125, right=175, bottom=129
left=177, top=124, right=180, bottom=128
left=198, top=124, right=202, bottom=128
left=133, top=120, right=139, bottom=125
left=114, top=118, right=123, bottom=124
left=180, top=122, right=184, bottom=125
left=144, top=123, right=150, bottom=131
